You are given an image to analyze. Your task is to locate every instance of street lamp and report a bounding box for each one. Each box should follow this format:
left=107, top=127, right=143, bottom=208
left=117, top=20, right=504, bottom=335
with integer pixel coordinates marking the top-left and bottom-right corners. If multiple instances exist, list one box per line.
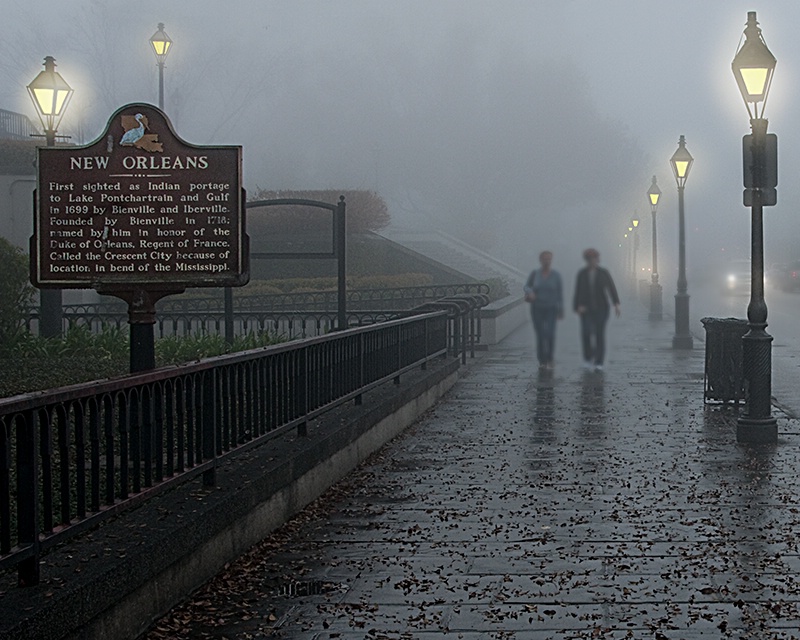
left=732, top=11, right=778, bottom=442
left=149, top=23, right=172, bottom=110
left=669, top=135, right=693, bottom=350
left=647, top=176, right=663, bottom=320
left=27, top=56, right=73, bottom=146
left=28, top=56, right=73, bottom=338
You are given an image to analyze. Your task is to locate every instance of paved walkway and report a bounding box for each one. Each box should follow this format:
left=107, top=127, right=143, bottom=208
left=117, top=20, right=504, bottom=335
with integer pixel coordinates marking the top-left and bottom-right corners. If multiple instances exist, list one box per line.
left=147, top=303, right=800, bottom=640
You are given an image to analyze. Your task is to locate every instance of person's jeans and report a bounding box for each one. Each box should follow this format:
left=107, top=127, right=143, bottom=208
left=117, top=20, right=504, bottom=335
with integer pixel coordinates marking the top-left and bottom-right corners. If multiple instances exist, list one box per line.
left=580, top=307, right=610, bottom=365
left=531, top=306, right=559, bottom=364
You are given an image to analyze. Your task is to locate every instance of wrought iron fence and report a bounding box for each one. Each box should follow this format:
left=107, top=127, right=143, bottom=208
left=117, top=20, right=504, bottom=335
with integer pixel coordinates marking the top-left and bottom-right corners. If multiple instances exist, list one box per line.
left=0, top=306, right=476, bottom=588
left=25, top=283, right=490, bottom=339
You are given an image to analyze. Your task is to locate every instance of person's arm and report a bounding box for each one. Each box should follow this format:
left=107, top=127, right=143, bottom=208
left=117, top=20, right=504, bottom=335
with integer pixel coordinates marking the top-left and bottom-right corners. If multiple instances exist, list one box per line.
left=605, top=270, right=621, bottom=316
left=573, top=271, right=584, bottom=313
left=523, top=270, right=536, bottom=301
left=523, top=270, right=535, bottom=295
left=556, top=272, right=564, bottom=318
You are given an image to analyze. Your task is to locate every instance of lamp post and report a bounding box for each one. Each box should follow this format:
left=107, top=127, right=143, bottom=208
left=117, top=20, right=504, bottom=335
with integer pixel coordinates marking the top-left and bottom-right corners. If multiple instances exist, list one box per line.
left=623, top=232, right=630, bottom=275
left=632, top=216, right=640, bottom=286
left=669, top=135, right=693, bottom=350
left=626, top=226, right=633, bottom=283
left=27, top=56, right=73, bottom=338
left=732, top=11, right=778, bottom=442
left=149, top=23, right=172, bottom=110
left=647, top=176, right=663, bottom=320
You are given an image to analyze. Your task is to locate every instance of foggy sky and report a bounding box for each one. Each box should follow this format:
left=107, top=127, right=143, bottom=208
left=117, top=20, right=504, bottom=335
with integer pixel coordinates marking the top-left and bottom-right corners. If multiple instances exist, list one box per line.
left=2, top=0, right=800, bottom=278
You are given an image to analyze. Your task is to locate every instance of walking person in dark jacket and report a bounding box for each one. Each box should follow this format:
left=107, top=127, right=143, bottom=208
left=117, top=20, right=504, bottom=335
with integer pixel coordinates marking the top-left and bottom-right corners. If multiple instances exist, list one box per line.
left=573, top=248, right=620, bottom=371
left=524, top=251, right=563, bottom=369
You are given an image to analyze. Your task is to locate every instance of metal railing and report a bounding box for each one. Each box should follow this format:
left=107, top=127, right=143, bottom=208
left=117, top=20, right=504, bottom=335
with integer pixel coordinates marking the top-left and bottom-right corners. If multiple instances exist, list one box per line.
left=0, top=300, right=490, bottom=587
left=0, top=108, right=40, bottom=141
left=25, top=284, right=491, bottom=339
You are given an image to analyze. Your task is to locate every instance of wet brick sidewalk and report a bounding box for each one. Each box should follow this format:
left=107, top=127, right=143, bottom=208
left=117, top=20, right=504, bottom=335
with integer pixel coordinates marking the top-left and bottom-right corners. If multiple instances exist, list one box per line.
left=148, top=306, right=800, bottom=639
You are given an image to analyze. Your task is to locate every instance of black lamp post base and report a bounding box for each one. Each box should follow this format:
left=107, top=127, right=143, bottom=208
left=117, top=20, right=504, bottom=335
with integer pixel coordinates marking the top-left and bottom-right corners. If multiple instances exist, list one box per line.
left=739, top=327, right=775, bottom=441
left=649, top=282, right=663, bottom=321
left=736, top=416, right=778, bottom=444
left=673, top=292, right=692, bottom=349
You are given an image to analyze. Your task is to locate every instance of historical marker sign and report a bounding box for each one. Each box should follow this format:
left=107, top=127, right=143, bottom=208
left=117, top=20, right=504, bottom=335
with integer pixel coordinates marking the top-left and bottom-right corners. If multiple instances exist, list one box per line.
left=32, top=103, right=248, bottom=289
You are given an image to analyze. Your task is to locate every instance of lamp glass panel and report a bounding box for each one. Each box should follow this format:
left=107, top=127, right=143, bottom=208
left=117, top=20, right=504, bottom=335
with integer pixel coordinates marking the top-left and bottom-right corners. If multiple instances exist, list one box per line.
left=674, top=160, right=689, bottom=178
left=33, top=88, right=55, bottom=115
left=740, top=67, right=769, bottom=98
left=152, top=40, right=169, bottom=56
left=53, top=89, right=69, bottom=114
left=649, top=193, right=659, bottom=205
left=632, top=220, right=639, bottom=227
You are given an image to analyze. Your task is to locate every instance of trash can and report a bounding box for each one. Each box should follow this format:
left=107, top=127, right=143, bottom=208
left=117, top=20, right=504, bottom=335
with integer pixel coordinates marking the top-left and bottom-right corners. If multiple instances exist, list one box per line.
left=701, top=317, right=749, bottom=404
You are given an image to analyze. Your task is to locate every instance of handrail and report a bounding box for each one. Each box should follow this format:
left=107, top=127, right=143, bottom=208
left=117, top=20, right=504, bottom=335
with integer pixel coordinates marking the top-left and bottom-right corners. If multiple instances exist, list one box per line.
left=25, top=284, right=492, bottom=340
left=0, top=298, right=488, bottom=587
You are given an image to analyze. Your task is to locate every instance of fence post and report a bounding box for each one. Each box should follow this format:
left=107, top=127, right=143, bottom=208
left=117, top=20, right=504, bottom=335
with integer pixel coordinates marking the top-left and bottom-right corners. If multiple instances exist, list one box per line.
left=355, top=332, right=364, bottom=405
left=336, top=196, right=347, bottom=331
left=202, top=370, right=217, bottom=487
left=461, top=310, right=468, bottom=365
left=469, top=304, right=476, bottom=358
left=297, top=348, right=308, bottom=437
left=421, top=316, right=428, bottom=370
left=16, top=410, right=40, bottom=587
left=394, top=324, right=401, bottom=385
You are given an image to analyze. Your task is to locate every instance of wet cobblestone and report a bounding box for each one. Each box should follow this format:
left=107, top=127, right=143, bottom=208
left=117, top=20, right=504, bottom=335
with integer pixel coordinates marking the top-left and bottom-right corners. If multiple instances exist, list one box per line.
left=147, top=307, right=800, bottom=639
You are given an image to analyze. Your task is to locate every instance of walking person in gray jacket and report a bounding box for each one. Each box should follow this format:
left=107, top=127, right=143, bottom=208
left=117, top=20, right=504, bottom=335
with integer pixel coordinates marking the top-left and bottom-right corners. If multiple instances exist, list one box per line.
left=573, top=248, right=620, bottom=371
left=523, top=251, right=564, bottom=369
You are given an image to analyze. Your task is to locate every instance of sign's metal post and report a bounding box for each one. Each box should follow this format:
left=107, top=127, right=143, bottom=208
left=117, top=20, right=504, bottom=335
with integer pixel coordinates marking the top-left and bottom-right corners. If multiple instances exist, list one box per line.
left=336, top=195, right=346, bottom=331
left=224, top=287, right=234, bottom=345
left=99, top=286, right=182, bottom=372
left=31, top=103, right=248, bottom=374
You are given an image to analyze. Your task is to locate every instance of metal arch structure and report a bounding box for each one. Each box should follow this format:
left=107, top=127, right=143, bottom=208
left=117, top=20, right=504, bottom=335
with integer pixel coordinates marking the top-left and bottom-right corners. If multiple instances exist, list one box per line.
left=235, top=196, right=347, bottom=335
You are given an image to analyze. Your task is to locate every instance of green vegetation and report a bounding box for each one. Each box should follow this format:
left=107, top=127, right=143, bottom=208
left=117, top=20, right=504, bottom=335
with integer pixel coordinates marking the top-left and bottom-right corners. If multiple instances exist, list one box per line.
left=155, top=331, right=283, bottom=366
left=0, top=237, right=35, bottom=355
left=170, top=273, right=437, bottom=300
left=0, top=325, right=283, bottom=399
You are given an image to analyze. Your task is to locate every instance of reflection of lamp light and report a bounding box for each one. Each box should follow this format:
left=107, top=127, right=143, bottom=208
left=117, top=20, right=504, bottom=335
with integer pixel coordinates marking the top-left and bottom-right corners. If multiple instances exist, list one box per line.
left=150, top=23, right=172, bottom=110
left=732, top=11, right=778, bottom=441
left=647, top=176, right=663, bottom=320
left=732, top=11, right=776, bottom=119
left=27, top=56, right=73, bottom=146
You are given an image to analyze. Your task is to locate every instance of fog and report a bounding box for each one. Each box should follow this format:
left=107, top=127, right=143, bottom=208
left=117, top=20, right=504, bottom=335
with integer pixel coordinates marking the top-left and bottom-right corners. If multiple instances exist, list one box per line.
left=3, top=0, right=800, bottom=281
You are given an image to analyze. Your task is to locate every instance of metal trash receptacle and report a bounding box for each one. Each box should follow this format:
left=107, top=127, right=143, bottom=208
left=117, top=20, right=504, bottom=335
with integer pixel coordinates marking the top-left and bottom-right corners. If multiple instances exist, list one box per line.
left=701, top=317, right=748, bottom=404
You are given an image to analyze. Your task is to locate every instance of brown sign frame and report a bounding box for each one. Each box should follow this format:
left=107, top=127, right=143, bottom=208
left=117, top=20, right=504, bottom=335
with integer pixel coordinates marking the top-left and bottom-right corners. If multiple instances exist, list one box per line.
left=31, top=103, right=249, bottom=290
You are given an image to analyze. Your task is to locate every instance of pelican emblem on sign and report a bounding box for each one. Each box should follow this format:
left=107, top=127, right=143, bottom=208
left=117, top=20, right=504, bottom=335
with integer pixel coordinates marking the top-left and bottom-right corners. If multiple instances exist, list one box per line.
left=119, top=113, right=163, bottom=152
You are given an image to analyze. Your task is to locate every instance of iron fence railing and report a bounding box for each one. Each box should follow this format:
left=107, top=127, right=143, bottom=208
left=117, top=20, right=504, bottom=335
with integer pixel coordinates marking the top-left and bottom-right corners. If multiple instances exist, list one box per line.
left=25, top=283, right=491, bottom=338
left=0, top=302, right=488, bottom=588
